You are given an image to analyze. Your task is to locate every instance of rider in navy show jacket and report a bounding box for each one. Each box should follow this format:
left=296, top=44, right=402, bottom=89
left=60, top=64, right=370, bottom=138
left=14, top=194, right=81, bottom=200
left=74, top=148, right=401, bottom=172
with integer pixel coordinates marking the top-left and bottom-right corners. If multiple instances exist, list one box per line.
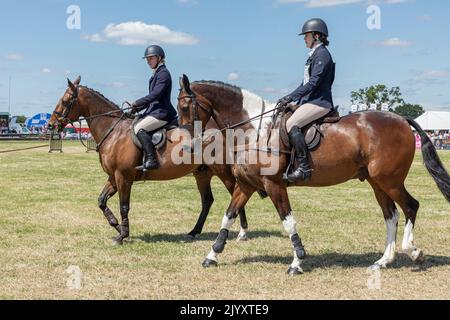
left=131, top=45, right=178, bottom=171
left=277, top=18, right=335, bottom=184
left=288, top=44, right=334, bottom=110
left=134, top=64, right=178, bottom=123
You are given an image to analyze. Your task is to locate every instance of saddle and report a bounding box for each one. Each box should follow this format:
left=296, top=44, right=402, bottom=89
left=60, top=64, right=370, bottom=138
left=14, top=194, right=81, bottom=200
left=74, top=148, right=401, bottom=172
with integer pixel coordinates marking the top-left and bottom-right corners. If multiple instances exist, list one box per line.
left=130, top=117, right=179, bottom=150
left=277, top=105, right=341, bottom=151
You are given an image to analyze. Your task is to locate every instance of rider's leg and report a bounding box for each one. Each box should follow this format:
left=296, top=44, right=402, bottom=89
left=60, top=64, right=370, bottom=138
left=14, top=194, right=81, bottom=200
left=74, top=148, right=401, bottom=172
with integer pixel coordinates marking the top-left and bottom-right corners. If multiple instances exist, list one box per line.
left=134, top=116, right=167, bottom=171
left=284, top=104, right=330, bottom=183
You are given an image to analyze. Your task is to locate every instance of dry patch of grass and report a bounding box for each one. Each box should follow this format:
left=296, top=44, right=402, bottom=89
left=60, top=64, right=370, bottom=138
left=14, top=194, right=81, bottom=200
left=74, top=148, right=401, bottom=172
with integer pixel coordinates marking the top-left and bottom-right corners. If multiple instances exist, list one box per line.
left=0, top=141, right=449, bottom=299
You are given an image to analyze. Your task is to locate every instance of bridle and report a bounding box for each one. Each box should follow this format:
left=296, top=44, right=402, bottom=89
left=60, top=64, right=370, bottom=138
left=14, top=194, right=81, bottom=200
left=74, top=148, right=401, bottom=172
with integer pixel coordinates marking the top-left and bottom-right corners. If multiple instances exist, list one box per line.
left=178, top=89, right=280, bottom=138
left=51, top=88, right=128, bottom=152
left=177, top=92, right=214, bottom=130
left=54, top=91, right=78, bottom=125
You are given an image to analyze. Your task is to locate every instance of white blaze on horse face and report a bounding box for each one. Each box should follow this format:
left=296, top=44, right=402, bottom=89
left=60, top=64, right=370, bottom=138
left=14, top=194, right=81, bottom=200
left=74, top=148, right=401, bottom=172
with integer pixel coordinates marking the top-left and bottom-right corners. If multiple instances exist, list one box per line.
left=374, top=210, right=399, bottom=267
left=282, top=214, right=298, bottom=237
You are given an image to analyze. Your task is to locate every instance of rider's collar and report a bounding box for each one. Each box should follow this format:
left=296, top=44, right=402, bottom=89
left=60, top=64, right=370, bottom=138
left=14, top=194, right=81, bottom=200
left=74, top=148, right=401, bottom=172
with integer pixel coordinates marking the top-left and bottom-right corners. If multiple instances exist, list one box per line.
left=309, top=43, right=322, bottom=57
left=153, top=63, right=165, bottom=74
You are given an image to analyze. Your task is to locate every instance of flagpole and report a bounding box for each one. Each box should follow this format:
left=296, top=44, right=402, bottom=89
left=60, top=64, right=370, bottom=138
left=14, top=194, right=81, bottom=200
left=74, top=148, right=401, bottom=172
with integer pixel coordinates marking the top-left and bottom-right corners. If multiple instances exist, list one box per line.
left=8, top=75, right=12, bottom=115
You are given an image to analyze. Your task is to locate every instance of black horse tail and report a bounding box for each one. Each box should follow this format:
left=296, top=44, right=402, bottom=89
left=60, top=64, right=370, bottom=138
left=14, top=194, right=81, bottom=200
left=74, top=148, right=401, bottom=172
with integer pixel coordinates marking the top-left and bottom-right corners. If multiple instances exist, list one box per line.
left=405, top=117, right=450, bottom=202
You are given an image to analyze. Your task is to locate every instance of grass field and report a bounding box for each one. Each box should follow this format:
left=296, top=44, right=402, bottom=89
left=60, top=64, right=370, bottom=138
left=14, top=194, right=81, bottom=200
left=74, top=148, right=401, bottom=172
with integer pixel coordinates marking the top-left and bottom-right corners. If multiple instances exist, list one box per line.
left=0, top=140, right=449, bottom=300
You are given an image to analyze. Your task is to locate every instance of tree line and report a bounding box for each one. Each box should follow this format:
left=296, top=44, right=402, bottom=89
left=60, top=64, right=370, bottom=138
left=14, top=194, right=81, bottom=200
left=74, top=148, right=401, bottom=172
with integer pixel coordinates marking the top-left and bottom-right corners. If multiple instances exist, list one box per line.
left=350, top=84, right=425, bottom=118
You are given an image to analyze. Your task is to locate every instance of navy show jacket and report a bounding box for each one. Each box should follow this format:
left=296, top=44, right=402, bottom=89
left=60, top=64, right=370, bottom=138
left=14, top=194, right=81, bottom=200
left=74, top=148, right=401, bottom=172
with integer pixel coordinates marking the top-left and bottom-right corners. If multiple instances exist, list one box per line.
left=134, top=64, right=178, bottom=122
left=287, top=45, right=335, bottom=109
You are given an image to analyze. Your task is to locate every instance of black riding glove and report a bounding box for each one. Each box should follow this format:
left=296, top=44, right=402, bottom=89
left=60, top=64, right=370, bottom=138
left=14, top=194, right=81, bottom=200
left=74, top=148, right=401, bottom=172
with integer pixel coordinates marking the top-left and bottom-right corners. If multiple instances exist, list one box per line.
left=277, top=96, right=293, bottom=109
left=131, top=102, right=141, bottom=115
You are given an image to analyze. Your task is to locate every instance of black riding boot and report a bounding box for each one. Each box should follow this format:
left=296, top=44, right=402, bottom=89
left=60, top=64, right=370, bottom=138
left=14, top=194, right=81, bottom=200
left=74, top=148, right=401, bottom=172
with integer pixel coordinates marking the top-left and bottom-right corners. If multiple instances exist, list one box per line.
left=283, top=126, right=312, bottom=183
left=136, top=129, right=159, bottom=171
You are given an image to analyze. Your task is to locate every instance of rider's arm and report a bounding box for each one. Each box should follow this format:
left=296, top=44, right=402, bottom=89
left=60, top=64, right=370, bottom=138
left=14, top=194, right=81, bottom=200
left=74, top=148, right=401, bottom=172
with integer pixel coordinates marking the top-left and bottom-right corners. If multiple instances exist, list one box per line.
left=134, top=71, right=171, bottom=108
left=287, top=50, right=331, bottom=102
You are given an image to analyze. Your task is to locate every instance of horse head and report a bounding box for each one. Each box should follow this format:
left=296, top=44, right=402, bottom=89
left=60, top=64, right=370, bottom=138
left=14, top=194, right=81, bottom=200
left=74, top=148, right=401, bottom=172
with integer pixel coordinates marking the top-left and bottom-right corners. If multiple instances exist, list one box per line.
left=177, top=74, right=214, bottom=130
left=48, top=75, right=82, bottom=132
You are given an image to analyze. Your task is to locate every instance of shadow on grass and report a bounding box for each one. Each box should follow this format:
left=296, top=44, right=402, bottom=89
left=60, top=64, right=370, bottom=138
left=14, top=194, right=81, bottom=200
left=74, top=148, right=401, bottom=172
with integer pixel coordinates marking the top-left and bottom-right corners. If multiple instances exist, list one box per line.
left=133, top=230, right=284, bottom=243
left=236, top=252, right=450, bottom=272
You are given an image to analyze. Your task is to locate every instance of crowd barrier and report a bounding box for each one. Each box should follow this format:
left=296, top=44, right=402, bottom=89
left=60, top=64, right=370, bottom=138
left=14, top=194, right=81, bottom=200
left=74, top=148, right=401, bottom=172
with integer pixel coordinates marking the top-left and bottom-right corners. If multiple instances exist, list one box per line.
left=86, top=138, right=98, bottom=153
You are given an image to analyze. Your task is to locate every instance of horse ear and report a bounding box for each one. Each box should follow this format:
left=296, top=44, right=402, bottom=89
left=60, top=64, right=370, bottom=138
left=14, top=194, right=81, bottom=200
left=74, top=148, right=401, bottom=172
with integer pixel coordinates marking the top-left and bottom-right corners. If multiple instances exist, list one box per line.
left=73, top=75, right=81, bottom=86
left=67, top=78, right=78, bottom=94
left=179, top=76, right=185, bottom=91
left=182, top=74, right=192, bottom=94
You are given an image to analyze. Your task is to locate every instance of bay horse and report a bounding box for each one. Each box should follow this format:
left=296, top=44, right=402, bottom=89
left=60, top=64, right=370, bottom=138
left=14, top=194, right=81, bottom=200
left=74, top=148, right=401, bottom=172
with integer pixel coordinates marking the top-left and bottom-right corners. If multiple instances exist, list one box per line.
left=48, top=76, right=251, bottom=244
left=177, top=74, right=450, bottom=274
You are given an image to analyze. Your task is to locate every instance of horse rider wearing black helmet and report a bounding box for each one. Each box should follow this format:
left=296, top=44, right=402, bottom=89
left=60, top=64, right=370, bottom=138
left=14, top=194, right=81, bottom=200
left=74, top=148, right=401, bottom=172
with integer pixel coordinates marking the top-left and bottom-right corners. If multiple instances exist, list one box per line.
left=277, top=18, right=335, bottom=183
left=131, top=45, right=178, bottom=171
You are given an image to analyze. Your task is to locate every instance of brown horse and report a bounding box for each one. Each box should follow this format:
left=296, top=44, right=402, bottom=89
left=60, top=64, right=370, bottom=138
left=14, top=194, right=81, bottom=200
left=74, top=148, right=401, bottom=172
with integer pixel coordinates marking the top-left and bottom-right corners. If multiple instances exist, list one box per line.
left=48, top=76, right=251, bottom=245
left=177, top=75, right=450, bottom=274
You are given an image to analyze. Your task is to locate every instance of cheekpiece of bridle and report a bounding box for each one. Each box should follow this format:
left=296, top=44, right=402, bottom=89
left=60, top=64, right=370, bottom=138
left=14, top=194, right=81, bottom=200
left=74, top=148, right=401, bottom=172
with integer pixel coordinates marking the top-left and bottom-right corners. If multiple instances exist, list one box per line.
left=177, top=92, right=213, bottom=130
left=53, top=91, right=78, bottom=129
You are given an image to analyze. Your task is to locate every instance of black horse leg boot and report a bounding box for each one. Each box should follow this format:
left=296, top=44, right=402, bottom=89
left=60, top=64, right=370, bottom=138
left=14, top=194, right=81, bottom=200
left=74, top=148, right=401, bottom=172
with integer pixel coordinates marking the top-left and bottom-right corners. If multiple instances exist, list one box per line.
left=284, top=126, right=312, bottom=183
left=136, top=129, right=159, bottom=171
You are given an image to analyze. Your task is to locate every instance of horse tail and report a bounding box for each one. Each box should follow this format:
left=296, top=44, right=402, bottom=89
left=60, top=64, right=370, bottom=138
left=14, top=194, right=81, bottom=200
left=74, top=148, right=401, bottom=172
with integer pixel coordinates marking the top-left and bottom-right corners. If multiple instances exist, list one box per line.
left=405, top=117, right=450, bottom=202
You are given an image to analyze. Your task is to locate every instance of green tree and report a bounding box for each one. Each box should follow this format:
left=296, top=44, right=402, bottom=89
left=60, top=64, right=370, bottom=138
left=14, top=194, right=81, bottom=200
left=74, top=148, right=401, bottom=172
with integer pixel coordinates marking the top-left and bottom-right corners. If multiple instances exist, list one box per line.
left=393, top=103, right=425, bottom=119
left=350, top=84, right=405, bottom=111
left=13, top=115, right=27, bottom=123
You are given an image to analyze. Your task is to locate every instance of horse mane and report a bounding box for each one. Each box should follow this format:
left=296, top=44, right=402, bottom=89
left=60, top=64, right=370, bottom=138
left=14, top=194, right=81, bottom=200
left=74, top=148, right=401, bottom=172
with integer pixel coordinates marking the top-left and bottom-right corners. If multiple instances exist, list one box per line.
left=79, top=86, right=121, bottom=110
left=191, top=81, right=245, bottom=114
left=192, top=80, right=242, bottom=95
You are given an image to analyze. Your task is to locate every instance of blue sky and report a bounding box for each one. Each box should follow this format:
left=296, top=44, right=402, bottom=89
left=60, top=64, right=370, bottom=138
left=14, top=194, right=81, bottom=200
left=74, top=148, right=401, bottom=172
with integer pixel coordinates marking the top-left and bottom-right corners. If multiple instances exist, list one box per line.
left=0, top=0, right=449, bottom=117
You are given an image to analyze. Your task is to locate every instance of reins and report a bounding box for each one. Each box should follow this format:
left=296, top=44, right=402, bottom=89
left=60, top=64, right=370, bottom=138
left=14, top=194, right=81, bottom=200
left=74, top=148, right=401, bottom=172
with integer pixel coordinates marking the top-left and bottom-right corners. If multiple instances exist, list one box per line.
left=55, top=92, right=133, bottom=151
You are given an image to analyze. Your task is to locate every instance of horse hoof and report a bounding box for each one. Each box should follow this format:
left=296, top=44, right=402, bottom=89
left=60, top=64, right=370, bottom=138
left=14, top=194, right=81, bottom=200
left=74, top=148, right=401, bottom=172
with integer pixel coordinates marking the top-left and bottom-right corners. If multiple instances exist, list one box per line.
left=112, top=236, right=123, bottom=246
left=287, top=266, right=304, bottom=276
left=202, top=259, right=218, bottom=268
left=413, top=250, right=426, bottom=265
left=236, top=233, right=249, bottom=242
left=369, top=264, right=383, bottom=271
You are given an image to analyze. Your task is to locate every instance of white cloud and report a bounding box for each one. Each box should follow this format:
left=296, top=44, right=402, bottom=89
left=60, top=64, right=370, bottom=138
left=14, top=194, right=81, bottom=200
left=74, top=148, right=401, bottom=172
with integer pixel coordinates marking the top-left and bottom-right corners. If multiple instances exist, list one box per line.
left=109, top=82, right=127, bottom=88
left=383, top=0, right=409, bottom=4
left=178, top=0, right=199, bottom=4
left=85, top=21, right=199, bottom=46
left=413, top=69, right=450, bottom=82
left=277, top=0, right=363, bottom=7
left=418, top=14, right=432, bottom=22
left=375, top=38, right=411, bottom=47
left=42, top=68, right=51, bottom=74
left=5, top=53, right=23, bottom=60
left=276, top=0, right=306, bottom=3
left=64, top=70, right=71, bottom=76
left=305, top=0, right=362, bottom=7
left=228, top=73, right=239, bottom=81
left=83, top=33, right=105, bottom=43
left=277, top=0, right=409, bottom=7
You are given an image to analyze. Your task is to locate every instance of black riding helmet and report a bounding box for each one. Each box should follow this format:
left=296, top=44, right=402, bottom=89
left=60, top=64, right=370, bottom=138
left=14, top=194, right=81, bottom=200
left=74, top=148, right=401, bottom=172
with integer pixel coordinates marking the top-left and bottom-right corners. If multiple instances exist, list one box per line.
left=299, top=18, right=328, bottom=37
left=143, top=45, right=165, bottom=59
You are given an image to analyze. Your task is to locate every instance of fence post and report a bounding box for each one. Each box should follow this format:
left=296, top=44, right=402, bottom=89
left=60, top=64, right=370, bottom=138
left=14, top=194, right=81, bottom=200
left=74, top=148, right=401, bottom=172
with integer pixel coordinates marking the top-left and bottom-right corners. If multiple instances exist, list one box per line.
left=86, top=138, right=98, bottom=153
left=49, top=132, right=63, bottom=153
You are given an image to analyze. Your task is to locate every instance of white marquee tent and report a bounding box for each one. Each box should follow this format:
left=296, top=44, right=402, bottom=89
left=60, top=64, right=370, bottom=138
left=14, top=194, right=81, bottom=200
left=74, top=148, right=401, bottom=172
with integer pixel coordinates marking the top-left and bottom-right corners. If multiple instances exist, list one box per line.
left=414, top=111, right=450, bottom=131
